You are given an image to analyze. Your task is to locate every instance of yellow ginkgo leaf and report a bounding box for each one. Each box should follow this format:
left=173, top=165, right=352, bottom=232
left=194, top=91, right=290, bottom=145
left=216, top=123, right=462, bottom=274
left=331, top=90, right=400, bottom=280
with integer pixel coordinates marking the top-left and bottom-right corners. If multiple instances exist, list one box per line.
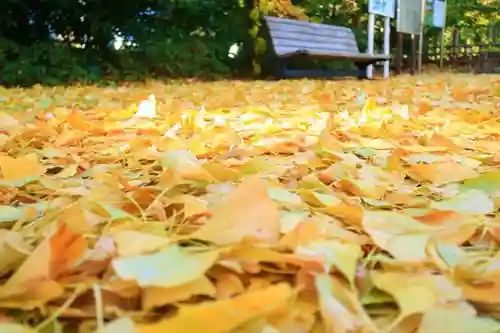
left=138, top=283, right=293, bottom=333
left=191, top=176, right=280, bottom=245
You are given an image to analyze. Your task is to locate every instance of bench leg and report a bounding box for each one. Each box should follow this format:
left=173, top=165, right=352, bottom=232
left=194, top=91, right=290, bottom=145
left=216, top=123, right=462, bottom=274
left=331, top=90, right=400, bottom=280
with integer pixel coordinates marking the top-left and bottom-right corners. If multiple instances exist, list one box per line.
left=276, top=58, right=286, bottom=80
left=355, top=64, right=369, bottom=80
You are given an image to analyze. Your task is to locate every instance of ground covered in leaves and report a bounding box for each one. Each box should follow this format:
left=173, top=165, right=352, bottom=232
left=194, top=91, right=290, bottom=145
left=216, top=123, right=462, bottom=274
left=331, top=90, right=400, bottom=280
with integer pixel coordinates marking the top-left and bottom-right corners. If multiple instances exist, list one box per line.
left=1, top=74, right=500, bottom=333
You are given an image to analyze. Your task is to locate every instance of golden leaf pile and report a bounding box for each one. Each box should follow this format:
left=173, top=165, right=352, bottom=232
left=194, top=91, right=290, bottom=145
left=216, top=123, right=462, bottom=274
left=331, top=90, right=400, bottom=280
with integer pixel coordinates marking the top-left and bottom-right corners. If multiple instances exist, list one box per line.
left=0, top=74, right=500, bottom=332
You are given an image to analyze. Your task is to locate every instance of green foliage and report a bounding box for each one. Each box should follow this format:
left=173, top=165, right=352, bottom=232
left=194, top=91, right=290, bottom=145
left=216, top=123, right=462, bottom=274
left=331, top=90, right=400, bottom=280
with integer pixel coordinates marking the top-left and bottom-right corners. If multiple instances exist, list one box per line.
left=0, top=0, right=498, bottom=85
left=120, top=38, right=233, bottom=79
left=0, top=39, right=101, bottom=86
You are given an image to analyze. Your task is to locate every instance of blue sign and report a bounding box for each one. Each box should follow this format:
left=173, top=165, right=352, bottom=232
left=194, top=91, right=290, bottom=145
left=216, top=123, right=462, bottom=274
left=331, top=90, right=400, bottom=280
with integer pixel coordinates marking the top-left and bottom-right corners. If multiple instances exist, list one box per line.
left=369, top=0, right=396, bottom=18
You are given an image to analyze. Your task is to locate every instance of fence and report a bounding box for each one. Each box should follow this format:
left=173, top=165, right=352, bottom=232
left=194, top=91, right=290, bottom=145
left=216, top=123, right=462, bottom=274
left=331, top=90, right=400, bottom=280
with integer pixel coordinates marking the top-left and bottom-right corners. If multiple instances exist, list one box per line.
left=425, top=27, right=500, bottom=73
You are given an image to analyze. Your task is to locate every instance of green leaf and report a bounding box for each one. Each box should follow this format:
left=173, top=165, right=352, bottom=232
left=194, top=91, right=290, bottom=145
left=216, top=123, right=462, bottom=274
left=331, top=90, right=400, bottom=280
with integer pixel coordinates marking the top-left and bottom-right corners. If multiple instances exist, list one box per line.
left=371, top=272, right=461, bottom=324
left=112, top=245, right=219, bottom=288
left=417, top=308, right=500, bottom=333
left=362, top=211, right=434, bottom=261
left=436, top=241, right=468, bottom=269
left=361, top=288, right=394, bottom=305
left=361, top=197, right=394, bottom=208
left=267, top=188, right=302, bottom=205
left=97, top=203, right=134, bottom=220
left=39, top=98, right=54, bottom=109
left=0, top=206, right=25, bottom=222
left=0, top=177, right=40, bottom=188
left=430, top=189, right=494, bottom=214
left=462, top=170, right=500, bottom=196
left=352, top=147, right=377, bottom=159
left=96, top=318, right=138, bottom=333
left=0, top=323, right=36, bottom=333
left=279, top=210, right=309, bottom=233
left=312, top=192, right=343, bottom=206
left=297, top=240, right=362, bottom=285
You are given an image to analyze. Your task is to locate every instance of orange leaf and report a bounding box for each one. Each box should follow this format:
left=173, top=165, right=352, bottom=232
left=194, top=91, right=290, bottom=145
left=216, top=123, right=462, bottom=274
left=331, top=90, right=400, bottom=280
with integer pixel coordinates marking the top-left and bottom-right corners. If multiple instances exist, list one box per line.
left=0, top=154, right=44, bottom=181
left=279, top=219, right=324, bottom=250
left=408, top=162, right=478, bottom=186
left=414, top=210, right=462, bottom=225
left=67, top=110, right=92, bottom=131
left=138, top=283, right=293, bottom=333
left=418, top=101, right=432, bottom=115
left=213, top=272, right=245, bottom=300
left=49, top=221, right=87, bottom=279
left=191, top=176, right=280, bottom=245
left=142, top=276, right=216, bottom=310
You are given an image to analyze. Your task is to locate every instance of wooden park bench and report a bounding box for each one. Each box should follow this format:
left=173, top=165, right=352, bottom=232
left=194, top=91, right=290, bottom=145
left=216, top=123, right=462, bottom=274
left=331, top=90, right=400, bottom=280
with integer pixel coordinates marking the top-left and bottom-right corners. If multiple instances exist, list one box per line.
left=263, top=16, right=391, bottom=79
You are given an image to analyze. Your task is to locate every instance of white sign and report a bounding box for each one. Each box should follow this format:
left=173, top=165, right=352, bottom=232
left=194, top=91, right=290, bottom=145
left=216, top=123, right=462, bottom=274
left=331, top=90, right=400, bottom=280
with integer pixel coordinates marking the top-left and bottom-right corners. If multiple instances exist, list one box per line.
left=369, top=0, right=396, bottom=18
left=397, top=0, right=423, bottom=35
left=433, top=0, right=446, bottom=28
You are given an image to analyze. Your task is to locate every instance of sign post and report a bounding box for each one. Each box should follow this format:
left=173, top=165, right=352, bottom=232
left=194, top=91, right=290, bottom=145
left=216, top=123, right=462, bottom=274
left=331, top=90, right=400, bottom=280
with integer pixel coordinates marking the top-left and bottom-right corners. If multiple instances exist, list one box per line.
left=396, top=0, right=424, bottom=75
left=367, top=0, right=396, bottom=79
left=433, top=0, right=447, bottom=69
left=418, top=0, right=426, bottom=74
left=420, top=0, right=447, bottom=72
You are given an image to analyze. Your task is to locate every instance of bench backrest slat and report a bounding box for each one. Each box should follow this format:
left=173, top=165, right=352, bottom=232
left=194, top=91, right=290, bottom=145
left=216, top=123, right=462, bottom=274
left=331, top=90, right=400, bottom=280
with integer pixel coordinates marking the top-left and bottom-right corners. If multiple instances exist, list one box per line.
left=264, top=16, right=359, bottom=56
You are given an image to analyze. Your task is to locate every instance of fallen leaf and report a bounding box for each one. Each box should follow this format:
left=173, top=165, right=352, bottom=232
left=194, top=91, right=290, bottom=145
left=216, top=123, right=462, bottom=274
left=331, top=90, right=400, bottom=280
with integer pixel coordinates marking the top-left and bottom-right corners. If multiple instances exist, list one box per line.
left=49, top=220, right=87, bottom=278
left=96, top=317, right=138, bottom=333
left=362, top=211, right=434, bottom=261
left=138, top=283, right=293, bottom=333
left=407, top=162, right=478, bottom=186
left=315, top=273, right=374, bottom=333
left=296, top=240, right=362, bottom=284
left=112, top=230, right=170, bottom=257
left=142, top=275, right=216, bottom=309
left=371, top=271, right=461, bottom=326
left=0, top=154, right=44, bottom=181
left=417, top=307, right=500, bottom=333
left=191, top=176, right=280, bottom=245
left=112, top=244, right=218, bottom=288
left=0, top=323, right=36, bottom=333
left=430, top=189, right=494, bottom=215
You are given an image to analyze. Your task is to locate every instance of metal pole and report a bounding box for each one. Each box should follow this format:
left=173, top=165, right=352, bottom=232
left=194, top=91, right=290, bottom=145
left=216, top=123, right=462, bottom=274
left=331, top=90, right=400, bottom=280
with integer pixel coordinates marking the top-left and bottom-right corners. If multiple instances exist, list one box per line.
left=439, top=28, right=445, bottom=69
left=383, top=16, right=391, bottom=78
left=418, top=0, right=426, bottom=74
left=410, top=34, right=416, bottom=75
left=439, top=0, right=447, bottom=69
left=367, top=13, right=376, bottom=78
left=396, top=32, right=404, bottom=74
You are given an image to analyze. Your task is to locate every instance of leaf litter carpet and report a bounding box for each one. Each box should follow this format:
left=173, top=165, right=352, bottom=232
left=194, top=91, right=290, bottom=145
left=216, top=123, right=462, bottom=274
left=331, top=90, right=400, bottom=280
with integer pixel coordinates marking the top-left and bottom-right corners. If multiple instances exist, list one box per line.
left=0, top=74, right=500, bottom=332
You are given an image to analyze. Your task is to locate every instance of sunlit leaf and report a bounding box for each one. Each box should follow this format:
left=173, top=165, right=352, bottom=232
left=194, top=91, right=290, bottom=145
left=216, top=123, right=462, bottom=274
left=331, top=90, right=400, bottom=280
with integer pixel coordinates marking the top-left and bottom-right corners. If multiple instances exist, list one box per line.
left=371, top=271, right=461, bottom=326
left=0, top=154, right=45, bottom=181
left=0, top=323, right=36, bottom=333
left=142, top=275, right=216, bottom=309
left=297, top=240, right=362, bottom=284
left=112, top=245, right=218, bottom=288
left=430, top=189, right=494, bottom=215
left=138, top=283, right=293, bottom=333
left=192, top=176, right=280, bottom=245
left=417, top=308, right=500, bottom=333
left=97, top=318, right=138, bottom=333
left=362, top=211, right=434, bottom=261
left=1, top=74, right=499, bottom=331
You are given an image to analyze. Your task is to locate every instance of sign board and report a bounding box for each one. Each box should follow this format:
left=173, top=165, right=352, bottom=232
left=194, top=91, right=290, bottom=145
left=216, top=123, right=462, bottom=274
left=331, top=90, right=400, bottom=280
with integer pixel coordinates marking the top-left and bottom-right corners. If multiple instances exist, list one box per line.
left=397, top=0, right=423, bottom=35
left=433, top=0, right=446, bottom=28
left=369, top=0, right=396, bottom=18
left=425, top=0, right=446, bottom=28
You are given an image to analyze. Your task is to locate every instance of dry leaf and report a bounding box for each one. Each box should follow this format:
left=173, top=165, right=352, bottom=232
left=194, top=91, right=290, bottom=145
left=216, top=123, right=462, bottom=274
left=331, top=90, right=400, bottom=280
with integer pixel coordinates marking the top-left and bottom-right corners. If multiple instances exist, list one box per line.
left=192, top=176, right=280, bottom=245
left=138, top=283, right=293, bottom=333
left=112, top=245, right=218, bottom=288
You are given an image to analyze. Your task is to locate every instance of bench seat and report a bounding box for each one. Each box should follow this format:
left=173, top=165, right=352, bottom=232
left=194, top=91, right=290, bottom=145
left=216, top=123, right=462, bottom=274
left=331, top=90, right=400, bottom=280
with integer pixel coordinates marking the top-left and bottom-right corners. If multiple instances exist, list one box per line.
left=264, top=16, right=391, bottom=79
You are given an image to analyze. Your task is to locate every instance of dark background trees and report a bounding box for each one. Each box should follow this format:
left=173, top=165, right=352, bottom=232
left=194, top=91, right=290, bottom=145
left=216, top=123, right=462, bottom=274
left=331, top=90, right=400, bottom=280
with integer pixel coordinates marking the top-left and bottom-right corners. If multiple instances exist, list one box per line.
left=0, top=0, right=498, bottom=86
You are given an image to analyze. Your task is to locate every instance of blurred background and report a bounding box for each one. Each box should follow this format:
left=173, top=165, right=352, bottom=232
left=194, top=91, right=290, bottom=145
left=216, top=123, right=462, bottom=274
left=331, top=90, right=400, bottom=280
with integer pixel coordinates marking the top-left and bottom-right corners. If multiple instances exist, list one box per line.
left=0, top=0, right=499, bottom=86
